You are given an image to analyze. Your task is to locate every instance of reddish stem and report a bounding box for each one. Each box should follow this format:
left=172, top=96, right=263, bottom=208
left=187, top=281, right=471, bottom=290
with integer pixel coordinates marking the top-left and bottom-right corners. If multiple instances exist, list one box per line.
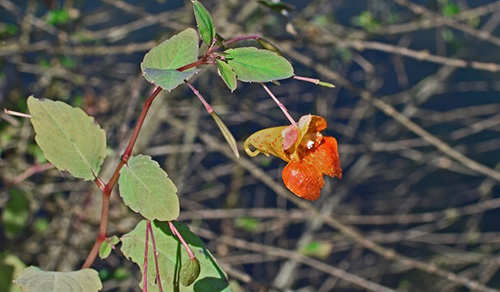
left=147, top=221, right=164, bottom=292
left=293, top=75, right=319, bottom=84
left=260, top=83, right=297, bottom=127
left=143, top=221, right=150, bottom=292
left=82, top=55, right=207, bottom=269
left=168, top=221, right=195, bottom=260
left=82, top=86, right=162, bottom=269
left=9, top=163, right=53, bottom=186
left=186, top=82, right=214, bottom=114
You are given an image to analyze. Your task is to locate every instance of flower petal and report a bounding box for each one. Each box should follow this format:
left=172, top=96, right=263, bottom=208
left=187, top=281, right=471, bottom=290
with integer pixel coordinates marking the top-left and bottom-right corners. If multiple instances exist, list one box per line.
left=303, top=136, right=342, bottom=178
left=282, top=161, right=324, bottom=200
left=244, top=125, right=290, bottom=161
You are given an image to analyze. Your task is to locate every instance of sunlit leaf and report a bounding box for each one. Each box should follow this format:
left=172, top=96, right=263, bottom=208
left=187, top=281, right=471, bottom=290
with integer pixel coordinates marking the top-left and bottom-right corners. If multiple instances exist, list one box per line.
left=193, top=1, right=215, bottom=45
left=120, top=220, right=230, bottom=292
left=210, top=112, right=239, bottom=158
left=2, top=189, right=30, bottom=239
left=225, top=47, right=294, bottom=82
left=180, top=258, right=200, bottom=286
left=28, top=96, right=106, bottom=180
left=14, top=267, right=102, bottom=292
left=143, top=68, right=198, bottom=92
left=216, top=60, right=237, bottom=92
left=141, top=28, right=199, bottom=91
left=118, top=155, right=179, bottom=221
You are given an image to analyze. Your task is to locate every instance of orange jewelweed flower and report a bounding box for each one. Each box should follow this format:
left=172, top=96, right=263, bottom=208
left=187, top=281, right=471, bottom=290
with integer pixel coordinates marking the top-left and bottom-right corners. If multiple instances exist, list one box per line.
left=244, top=115, right=342, bottom=200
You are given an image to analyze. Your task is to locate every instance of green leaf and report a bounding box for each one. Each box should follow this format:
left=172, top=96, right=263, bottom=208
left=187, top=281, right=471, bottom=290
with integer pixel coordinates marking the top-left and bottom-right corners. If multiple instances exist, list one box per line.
left=180, top=258, right=200, bottom=286
left=120, top=220, right=230, bottom=292
left=442, top=3, right=460, bottom=17
left=210, top=112, right=239, bottom=158
left=99, top=236, right=120, bottom=259
left=14, top=267, right=102, bottom=292
left=235, top=217, right=260, bottom=233
left=0, top=253, right=25, bottom=292
left=143, top=68, right=198, bottom=92
left=141, top=28, right=199, bottom=91
left=46, top=9, right=70, bottom=26
left=118, top=155, right=179, bottom=221
left=215, top=60, right=237, bottom=92
left=27, top=96, right=106, bottom=180
left=256, top=38, right=283, bottom=56
left=192, top=1, right=215, bottom=46
left=225, top=47, right=294, bottom=82
left=141, top=28, right=199, bottom=71
left=2, top=189, right=30, bottom=239
left=300, top=241, right=333, bottom=259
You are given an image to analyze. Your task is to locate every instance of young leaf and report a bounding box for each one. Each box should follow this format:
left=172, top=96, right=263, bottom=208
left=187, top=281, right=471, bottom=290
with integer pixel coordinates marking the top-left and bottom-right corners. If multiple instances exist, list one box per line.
left=2, top=189, right=30, bottom=239
left=28, top=96, right=106, bottom=180
left=143, top=68, right=198, bottom=92
left=14, top=267, right=102, bottom=292
left=192, top=1, right=215, bottom=46
left=216, top=59, right=237, bottom=92
left=180, top=258, right=200, bottom=286
left=120, top=220, right=230, bottom=292
left=141, top=28, right=199, bottom=91
left=99, top=235, right=120, bottom=259
left=225, top=47, right=294, bottom=82
left=210, top=111, right=239, bottom=158
left=118, top=155, right=179, bottom=221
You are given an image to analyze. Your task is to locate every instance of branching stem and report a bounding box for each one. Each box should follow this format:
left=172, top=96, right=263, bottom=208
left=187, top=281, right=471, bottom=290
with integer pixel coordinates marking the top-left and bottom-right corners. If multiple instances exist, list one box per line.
left=82, top=55, right=205, bottom=269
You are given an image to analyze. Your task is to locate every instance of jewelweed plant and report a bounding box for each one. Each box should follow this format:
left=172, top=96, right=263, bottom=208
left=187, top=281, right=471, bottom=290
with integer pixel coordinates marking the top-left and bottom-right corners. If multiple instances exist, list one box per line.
left=8, top=1, right=338, bottom=291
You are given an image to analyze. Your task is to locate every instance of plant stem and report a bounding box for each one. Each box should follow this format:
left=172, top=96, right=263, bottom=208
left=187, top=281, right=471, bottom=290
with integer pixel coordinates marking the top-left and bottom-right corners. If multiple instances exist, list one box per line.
left=82, top=56, right=207, bottom=269
left=293, top=75, right=319, bottom=84
left=168, top=221, right=195, bottom=260
left=82, top=86, right=162, bottom=269
left=208, top=34, right=261, bottom=54
left=260, top=83, right=297, bottom=127
left=143, top=221, right=150, bottom=292
left=147, top=221, right=164, bottom=292
left=3, top=109, right=32, bottom=118
left=186, top=82, right=214, bottom=114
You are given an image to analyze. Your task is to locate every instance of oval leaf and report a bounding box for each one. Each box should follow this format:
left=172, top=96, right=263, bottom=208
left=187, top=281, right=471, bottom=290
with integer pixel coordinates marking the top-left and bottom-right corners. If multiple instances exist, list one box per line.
left=143, top=68, right=198, bottom=92
left=192, top=1, right=215, bottom=45
left=14, top=267, right=102, bottom=292
left=216, top=59, right=237, bottom=92
left=180, top=258, right=200, bottom=287
left=210, top=111, right=239, bottom=158
left=28, top=96, right=106, bottom=180
left=118, top=155, right=179, bottom=221
left=142, top=28, right=199, bottom=70
left=225, top=47, right=294, bottom=82
left=121, top=220, right=230, bottom=292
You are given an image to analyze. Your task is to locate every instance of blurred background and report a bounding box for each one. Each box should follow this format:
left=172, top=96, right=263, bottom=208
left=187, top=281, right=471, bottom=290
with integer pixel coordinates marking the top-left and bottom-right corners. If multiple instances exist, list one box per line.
left=1, top=0, right=500, bottom=291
